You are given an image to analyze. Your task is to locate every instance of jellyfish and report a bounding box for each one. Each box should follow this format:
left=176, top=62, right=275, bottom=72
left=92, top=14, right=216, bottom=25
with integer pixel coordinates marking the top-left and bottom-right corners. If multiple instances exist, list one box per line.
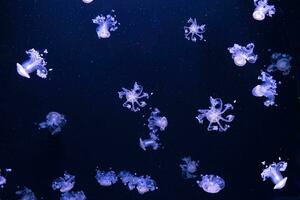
left=261, top=161, right=288, bottom=189
left=95, top=169, right=118, bottom=186
left=16, top=187, right=37, bottom=200
left=267, top=53, right=292, bottom=75
left=0, top=175, right=6, bottom=188
left=60, top=191, right=86, bottom=200
left=139, top=132, right=160, bottom=151
left=118, top=82, right=149, bottom=112
left=184, top=18, right=206, bottom=42
left=16, top=48, right=49, bottom=79
left=52, top=172, right=75, bottom=192
left=228, top=43, right=258, bottom=67
left=252, top=71, right=278, bottom=107
left=196, top=97, right=234, bottom=132
left=39, top=112, right=67, bottom=135
left=253, top=0, right=276, bottom=21
left=197, top=175, right=225, bottom=194
left=92, top=11, right=119, bottom=39
left=82, top=0, right=93, bottom=3
left=180, top=157, right=199, bottom=179
left=147, top=108, right=168, bottom=133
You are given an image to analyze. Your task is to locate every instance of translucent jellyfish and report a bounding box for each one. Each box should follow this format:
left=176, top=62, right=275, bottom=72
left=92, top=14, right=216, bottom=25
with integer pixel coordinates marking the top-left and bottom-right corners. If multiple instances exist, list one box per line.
left=118, top=171, right=157, bottom=194
left=16, top=48, right=49, bottom=79
left=196, top=97, right=234, bottom=132
left=92, top=11, right=119, bottom=39
left=16, top=187, right=37, bottom=200
left=0, top=175, right=6, bottom=188
left=267, top=53, right=292, bottom=75
left=82, top=0, right=93, bottom=3
left=261, top=161, right=288, bottom=189
left=147, top=108, right=168, bottom=133
left=118, top=82, right=149, bottom=112
left=252, top=71, right=278, bottom=107
left=52, top=172, right=75, bottom=192
left=60, top=191, right=86, bottom=200
left=253, top=0, right=276, bottom=21
left=197, top=175, right=225, bottom=194
left=228, top=43, right=258, bottom=67
left=180, top=157, right=199, bottom=179
left=139, top=132, right=160, bottom=151
left=184, top=18, right=206, bottom=42
left=95, top=169, right=118, bottom=186
left=39, top=112, right=67, bottom=135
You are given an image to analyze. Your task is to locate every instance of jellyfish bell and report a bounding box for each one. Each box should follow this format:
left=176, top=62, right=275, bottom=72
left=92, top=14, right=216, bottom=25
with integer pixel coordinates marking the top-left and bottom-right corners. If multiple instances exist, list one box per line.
left=252, top=85, right=266, bottom=97
left=233, top=55, right=247, bottom=67
left=139, top=138, right=159, bottom=151
left=261, top=161, right=288, bottom=190
left=82, top=0, right=93, bottom=3
left=276, top=58, right=291, bottom=72
left=197, top=175, right=225, bottom=194
left=16, top=63, right=31, bottom=78
left=253, top=10, right=265, bottom=21
left=96, top=25, right=111, bottom=39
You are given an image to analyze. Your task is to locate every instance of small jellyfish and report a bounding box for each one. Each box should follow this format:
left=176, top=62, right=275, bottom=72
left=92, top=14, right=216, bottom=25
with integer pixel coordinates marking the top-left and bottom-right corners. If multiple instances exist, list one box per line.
left=16, top=187, right=37, bottom=200
left=228, top=43, right=258, bottom=67
left=52, top=172, right=75, bottom=192
left=95, top=169, right=118, bottom=186
left=118, top=82, right=149, bottom=112
left=139, top=132, right=160, bottom=151
left=252, top=71, right=278, bottom=107
left=16, top=48, right=49, bottom=79
left=0, top=175, right=6, bottom=188
left=92, top=11, right=119, bottom=39
left=267, top=53, right=292, bottom=75
left=82, top=0, right=93, bottom=3
left=196, top=97, right=234, bottom=132
left=184, top=18, right=206, bottom=42
left=261, top=161, right=288, bottom=189
left=147, top=108, right=168, bottom=133
left=197, top=174, right=225, bottom=194
left=253, top=0, right=276, bottom=21
left=39, top=112, right=67, bottom=135
left=60, top=191, right=86, bottom=200
left=180, top=157, right=199, bottom=179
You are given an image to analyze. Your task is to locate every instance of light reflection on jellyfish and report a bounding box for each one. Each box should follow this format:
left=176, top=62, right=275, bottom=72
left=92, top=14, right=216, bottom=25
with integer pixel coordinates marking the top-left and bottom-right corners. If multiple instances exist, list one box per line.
left=253, top=0, right=276, bottom=21
left=139, top=132, right=160, bottom=151
left=60, top=191, right=86, bottom=200
left=118, top=82, right=149, bottom=112
left=196, top=97, right=234, bottom=132
left=118, top=171, right=157, bottom=194
left=252, top=71, right=278, bottom=107
left=197, top=175, right=225, bottom=194
left=228, top=43, right=258, bottom=67
left=180, top=157, right=199, bottom=179
left=92, top=11, right=119, bottom=39
left=16, top=49, right=49, bottom=79
left=52, top=172, right=75, bottom=192
left=184, top=18, right=206, bottom=42
left=148, top=108, right=168, bottom=133
left=16, top=187, right=37, bottom=200
left=39, top=112, right=67, bottom=135
left=267, top=53, right=292, bottom=75
left=95, top=169, right=118, bottom=186
left=261, top=160, right=288, bottom=189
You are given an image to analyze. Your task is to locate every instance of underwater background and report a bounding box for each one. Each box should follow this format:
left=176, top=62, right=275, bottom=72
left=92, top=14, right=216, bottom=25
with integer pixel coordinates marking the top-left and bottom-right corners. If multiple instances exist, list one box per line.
left=0, top=0, right=300, bottom=199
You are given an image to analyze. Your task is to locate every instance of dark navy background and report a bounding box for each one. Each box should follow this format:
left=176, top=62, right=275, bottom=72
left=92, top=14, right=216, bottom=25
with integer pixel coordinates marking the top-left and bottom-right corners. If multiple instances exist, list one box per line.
left=0, top=0, right=300, bottom=199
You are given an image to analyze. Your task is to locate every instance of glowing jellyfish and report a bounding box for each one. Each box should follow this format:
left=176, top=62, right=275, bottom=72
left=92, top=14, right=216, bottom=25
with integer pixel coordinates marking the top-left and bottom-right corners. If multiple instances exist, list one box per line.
left=197, top=175, right=225, bottom=194
left=261, top=161, right=288, bottom=189
left=118, top=171, right=157, bottom=195
left=148, top=108, right=168, bottom=133
left=95, top=169, right=118, bottom=186
left=82, top=0, right=93, bottom=3
left=267, top=53, right=292, bottom=75
left=196, top=97, right=234, bottom=132
left=118, top=82, right=149, bottom=112
left=39, top=112, right=67, bottom=135
left=253, top=0, right=276, bottom=21
left=0, top=175, right=6, bottom=188
left=252, top=71, right=278, bottom=107
left=52, top=172, right=75, bottom=192
left=180, top=157, right=199, bottom=179
left=184, top=18, right=206, bottom=42
left=139, top=132, right=160, bottom=151
left=92, top=11, right=119, bottom=39
left=228, top=43, right=258, bottom=67
left=60, top=191, right=86, bottom=200
left=16, top=49, right=49, bottom=79
left=16, top=187, right=37, bottom=200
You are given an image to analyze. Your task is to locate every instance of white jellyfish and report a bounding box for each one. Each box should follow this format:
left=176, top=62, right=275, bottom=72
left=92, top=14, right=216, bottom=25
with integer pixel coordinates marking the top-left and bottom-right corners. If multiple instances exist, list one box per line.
left=148, top=108, right=168, bottom=133
left=197, top=174, right=225, bottom=194
left=261, top=161, right=288, bottom=189
left=184, top=18, right=206, bottom=42
left=16, top=187, right=37, bottom=200
left=0, top=175, right=6, bottom=188
left=60, top=191, right=86, bottom=200
left=180, top=157, right=199, bottom=179
left=139, top=132, right=160, bottom=151
left=252, top=71, right=278, bottom=107
left=16, top=49, right=49, bottom=79
left=253, top=0, right=276, bottom=21
left=196, top=97, right=234, bottom=132
left=39, top=112, right=67, bottom=135
left=228, top=43, right=258, bottom=67
left=52, top=172, right=75, bottom=193
left=95, top=169, right=118, bottom=186
left=92, top=11, right=119, bottom=39
left=82, top=0, right=93, bottom=3
left=267, top=53, right=292, bottom=75
left=118, top=82, right=149, bottom=112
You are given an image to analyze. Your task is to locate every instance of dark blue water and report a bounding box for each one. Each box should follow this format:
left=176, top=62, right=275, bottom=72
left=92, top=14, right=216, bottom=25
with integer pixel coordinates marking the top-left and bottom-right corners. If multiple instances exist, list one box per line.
left=0, top=0, right=300, bottom=199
